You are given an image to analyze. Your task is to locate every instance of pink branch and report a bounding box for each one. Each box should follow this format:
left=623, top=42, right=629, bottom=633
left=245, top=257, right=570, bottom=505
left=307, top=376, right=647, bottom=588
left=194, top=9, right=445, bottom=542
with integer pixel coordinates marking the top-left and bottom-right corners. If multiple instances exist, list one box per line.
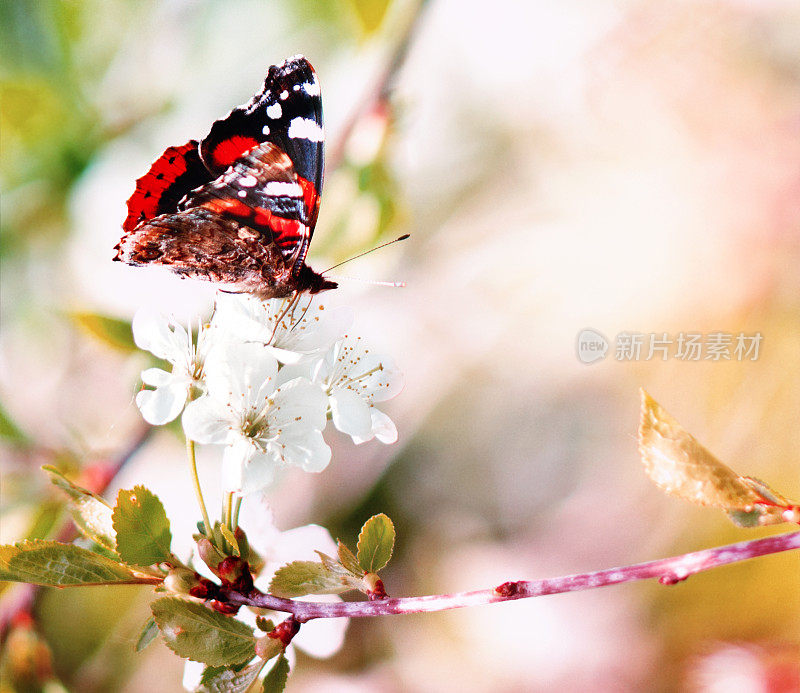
left=223, top=531, right=800, bottom=621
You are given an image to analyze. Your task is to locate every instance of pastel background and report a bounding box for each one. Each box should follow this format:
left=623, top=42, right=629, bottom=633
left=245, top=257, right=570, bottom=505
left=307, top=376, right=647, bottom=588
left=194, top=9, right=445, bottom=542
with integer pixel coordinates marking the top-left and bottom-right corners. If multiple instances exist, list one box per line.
left=1, top=1, right=799, bottom=690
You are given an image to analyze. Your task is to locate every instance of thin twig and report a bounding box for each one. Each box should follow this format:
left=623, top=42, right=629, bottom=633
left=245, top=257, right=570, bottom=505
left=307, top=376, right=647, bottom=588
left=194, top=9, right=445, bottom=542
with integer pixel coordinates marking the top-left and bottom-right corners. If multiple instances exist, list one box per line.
left=220, top=531, right=800, bottom=621
left=326, top=0, right=430, bottom=173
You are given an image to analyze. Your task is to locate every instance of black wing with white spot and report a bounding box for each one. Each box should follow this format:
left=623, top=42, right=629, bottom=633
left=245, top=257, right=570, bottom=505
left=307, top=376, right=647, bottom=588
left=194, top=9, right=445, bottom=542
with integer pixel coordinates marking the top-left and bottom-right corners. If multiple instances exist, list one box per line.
left=198, top=55, right=324, bottom=210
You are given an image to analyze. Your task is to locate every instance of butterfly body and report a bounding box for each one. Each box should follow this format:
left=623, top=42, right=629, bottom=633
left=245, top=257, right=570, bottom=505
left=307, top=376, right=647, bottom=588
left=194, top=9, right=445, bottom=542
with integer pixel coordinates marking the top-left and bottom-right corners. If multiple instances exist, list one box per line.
left=115, top=55, right=336, bottom=298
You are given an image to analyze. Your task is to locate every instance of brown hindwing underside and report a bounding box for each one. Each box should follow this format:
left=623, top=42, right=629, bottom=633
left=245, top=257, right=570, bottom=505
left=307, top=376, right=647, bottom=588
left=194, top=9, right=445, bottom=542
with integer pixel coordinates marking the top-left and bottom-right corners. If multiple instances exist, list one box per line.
left=115, top=207, right=295, bottom=297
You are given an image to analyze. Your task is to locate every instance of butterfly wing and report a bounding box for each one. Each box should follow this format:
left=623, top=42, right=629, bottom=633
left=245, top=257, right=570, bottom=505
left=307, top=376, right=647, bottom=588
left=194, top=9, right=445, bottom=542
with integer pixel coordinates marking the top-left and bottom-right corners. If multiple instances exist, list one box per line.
left=198, top=55, right=324, bottom=263
left=114, top=205, right=294, bottom=296
left=115, top=55, right=333, bottom=297
left=121, top=141, right=212, bottom=233
left=183, top=141, right=312, bottom=268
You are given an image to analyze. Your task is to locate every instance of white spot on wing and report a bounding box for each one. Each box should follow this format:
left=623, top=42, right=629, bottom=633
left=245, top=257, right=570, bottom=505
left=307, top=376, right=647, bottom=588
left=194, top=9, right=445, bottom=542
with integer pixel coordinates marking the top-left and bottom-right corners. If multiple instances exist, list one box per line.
left=293, top=84, right=300, bottom=91
left=262, top=125, right=270, bottom=135
left=264, top=181, right=302, bottom=197
left=288, top=117, right=324, bottom=142
left=238, top=190, right=247, bottom=198
left=303, top=79, right=320, bottom=97
left=266, top=103, right=282, bottom=119
left=280, top=90, right=289, bottom=100
left=239, top=175, right=258, bottom=187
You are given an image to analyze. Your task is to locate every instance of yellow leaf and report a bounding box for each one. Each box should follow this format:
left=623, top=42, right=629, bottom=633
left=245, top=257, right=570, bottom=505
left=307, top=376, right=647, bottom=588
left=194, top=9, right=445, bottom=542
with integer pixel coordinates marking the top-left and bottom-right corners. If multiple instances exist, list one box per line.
left=638, top=390, right=762, bottom=510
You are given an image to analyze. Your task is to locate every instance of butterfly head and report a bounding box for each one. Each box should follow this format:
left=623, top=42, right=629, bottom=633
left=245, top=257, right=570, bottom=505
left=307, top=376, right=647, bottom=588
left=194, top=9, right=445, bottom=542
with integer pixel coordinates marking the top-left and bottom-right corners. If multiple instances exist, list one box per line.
left=296, top=265, right=338, bottom=295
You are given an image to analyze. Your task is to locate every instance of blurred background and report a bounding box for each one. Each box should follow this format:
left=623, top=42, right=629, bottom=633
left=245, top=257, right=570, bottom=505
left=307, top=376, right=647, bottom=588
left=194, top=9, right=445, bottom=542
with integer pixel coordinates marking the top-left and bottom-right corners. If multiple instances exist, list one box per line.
left=2, top=0, right=799, bottom=690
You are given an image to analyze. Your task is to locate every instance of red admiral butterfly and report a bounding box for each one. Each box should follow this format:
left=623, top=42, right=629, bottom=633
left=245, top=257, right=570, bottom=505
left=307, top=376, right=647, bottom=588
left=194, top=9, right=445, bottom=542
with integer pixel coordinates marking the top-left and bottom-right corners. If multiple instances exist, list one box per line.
left=114, top=55, right=337, bottom=298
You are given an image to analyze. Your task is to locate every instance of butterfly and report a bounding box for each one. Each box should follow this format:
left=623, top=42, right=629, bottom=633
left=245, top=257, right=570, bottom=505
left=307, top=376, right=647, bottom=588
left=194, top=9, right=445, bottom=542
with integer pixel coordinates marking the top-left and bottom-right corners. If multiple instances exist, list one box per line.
left=114, top=55, right=337, bottom=298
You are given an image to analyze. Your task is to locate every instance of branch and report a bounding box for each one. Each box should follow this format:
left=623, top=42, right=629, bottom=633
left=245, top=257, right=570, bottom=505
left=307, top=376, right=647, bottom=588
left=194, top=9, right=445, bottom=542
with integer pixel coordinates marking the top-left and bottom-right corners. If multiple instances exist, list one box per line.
left=221, top=531, right=800, bottom=620
left=326, top=0, right=429, bottom=173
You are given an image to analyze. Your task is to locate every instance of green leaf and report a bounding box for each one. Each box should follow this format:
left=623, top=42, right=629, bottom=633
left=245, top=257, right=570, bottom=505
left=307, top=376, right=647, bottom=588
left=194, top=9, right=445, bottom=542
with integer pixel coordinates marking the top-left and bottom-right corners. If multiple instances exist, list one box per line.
left=219, top=524, right=240, bottom=556
left=151, top=597, right=256, bottom=667
left=43, top=465, right=116, bottom=551
left=262, top=653, right=290, bottom=693
left=337, top=541, right=362, bottom=576
left=269, top=561, right=350, bottom=598
left=113, top=486, right=172, bottom=566
left=199, top=661, right=264, bottom=693
left=0, top=541, right=149, bottom=586
left=356, top=513, right=395, bottom=573
left=255, top=616, right=274, bottom=633
left=69, top=311, right=137, bottom=353
left=135, top=616, right=159, bottom=652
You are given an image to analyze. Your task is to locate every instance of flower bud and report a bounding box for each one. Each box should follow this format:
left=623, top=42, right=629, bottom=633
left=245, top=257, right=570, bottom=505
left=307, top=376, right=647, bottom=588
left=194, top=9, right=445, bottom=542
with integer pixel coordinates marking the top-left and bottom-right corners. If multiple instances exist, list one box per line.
left=195, top=536, right=225, bottom=573
left=164, top=567, right=199, bottom=595
left=363, top=572, right=387, bottom=600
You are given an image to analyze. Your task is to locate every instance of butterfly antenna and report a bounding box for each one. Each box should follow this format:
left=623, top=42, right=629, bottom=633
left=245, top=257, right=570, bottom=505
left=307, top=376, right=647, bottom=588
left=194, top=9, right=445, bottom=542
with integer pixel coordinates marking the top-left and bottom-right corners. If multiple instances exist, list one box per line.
left=327, top=275, right=406, bottom=288
left=322, top=234, right=410, bottom=274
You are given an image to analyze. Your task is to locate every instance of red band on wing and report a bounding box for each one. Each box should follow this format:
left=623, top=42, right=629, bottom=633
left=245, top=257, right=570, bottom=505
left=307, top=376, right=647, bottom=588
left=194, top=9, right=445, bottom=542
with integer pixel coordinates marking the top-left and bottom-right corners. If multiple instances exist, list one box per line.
left=200, top=199, right=304, bottom=250
left=210, top=135, right=260, bottom=169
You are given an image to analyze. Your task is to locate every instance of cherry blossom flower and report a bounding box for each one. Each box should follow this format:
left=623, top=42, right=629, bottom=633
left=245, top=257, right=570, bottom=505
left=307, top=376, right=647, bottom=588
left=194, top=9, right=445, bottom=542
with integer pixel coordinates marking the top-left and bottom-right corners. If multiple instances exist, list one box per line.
left=280, top=334, right=403, bottom=444
left=182, top=509, right=348, bottom=691
left=132, top=309, right=214, bottom=425
left=181, top=341, right=330, bottom=494
left=212, top=293, right=352, bottom=364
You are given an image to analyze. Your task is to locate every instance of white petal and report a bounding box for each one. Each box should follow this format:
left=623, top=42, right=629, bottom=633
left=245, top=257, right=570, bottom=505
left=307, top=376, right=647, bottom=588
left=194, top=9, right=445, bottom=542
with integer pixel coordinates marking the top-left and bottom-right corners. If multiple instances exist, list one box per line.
left=181, top=396, right=230, bottom=443
left=329, top=388, right=372, bottom=439
left=273, top=305, right=353, bottom=356
left=204, top=341, right=278, bottom=408
left=132, top=308, right=189, bottom=362
left=351, top=408, right=397, bottom=445
left=275, top=428, right=331, bottom=472
left=264, top=344, right=305, bottom=364
left=135, top=381, right=189, bottom=425
left=269, top=378, right=329, bottom=431
left=292, top=595, right=348, bottom=658
left=222, top=437, right=256, bottom=492
left=237, top=448, right=282, bottom=495
left=274, top=524, right=337, bottom=563
left=371, top=408, right=398, bottom=444
left=182, top=660, right=204, bottom=691
left=275, top=361, right=315, bottom=387
left=140, top=367, right=174, bottom=387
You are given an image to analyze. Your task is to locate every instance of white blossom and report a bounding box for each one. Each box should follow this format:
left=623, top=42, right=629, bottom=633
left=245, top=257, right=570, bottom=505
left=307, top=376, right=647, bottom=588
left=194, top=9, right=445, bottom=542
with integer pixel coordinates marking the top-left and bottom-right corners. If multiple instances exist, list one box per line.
left=280, top=334, right=403, bottom=444
left=181, top=341, right=330, bottom=494
left=212, top=293, right=352, bottom=364
left=132, top=309, right=214, bottom=425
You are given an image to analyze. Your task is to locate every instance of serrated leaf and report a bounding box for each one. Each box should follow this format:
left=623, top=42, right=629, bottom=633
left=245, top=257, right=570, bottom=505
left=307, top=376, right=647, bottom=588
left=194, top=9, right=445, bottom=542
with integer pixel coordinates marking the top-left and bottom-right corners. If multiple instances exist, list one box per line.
left=638, top=391, right=765, bottom=510
left=151, top=597, right=255, bottom=667
left=43, top=465, right=116, bottom=551
left=262, top=653, right=290, bottom=693
left=0, top=541, right=149, bottom=586
left=70, top=311, right=137, bottom=353
left=356, top=514, right=395, bottom=573
left=199, top=661, right=264, bottom=693
left=113, top=486, right=172, bottom=566
left=269, top=561, right=350, bottom=598
left=136, top=616, right=159, bottom=652
left=337, top=541, right=362, bottom=576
